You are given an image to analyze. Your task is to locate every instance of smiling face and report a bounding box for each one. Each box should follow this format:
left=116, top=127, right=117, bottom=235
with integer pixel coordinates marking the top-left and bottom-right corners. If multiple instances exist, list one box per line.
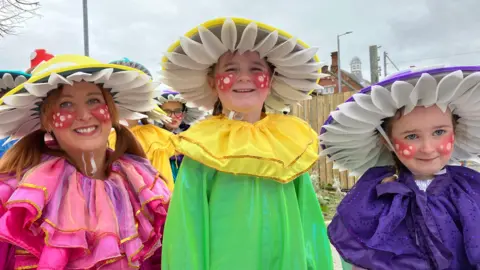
left=210, top=51, right=271, bottom=114
left=161, top=101, right=185, bottom=130
left=389, top=105, right=455, bottom=179
left=44, top=81, right=113, bottom=153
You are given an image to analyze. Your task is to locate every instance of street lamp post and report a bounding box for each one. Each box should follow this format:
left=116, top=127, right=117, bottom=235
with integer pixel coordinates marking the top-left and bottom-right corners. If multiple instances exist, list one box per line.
left=82, top=0, right=90, bottom=56
left=337, top=31, right=353, bottom=93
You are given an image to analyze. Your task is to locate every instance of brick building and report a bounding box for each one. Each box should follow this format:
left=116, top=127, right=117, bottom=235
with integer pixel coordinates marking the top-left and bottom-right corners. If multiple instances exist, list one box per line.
left=317, top=52, right=368, bottom=95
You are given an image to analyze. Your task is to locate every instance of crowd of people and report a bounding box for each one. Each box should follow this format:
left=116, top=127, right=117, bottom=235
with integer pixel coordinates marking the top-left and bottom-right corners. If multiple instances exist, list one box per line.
left=0, top=16, right=478, bottom=270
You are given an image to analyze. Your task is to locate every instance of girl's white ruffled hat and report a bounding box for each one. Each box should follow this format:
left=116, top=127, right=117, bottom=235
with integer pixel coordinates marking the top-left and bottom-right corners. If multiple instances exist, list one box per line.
left=320, top=66, right=480, bottom=176
left=0, top=54, right=166, bottom=141
left=159, top=17, right=326, bottom=111
left=152, top=89, right=206, bottom=124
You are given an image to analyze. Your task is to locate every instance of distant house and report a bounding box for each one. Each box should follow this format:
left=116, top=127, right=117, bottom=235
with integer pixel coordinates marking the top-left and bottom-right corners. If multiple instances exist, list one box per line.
left=316, top=52, right=369, bottom=95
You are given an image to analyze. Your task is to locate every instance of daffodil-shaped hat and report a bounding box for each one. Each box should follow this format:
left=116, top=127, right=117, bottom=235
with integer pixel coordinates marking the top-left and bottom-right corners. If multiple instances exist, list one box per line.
left=109, top=58, right=153, bottom=78
left=0, top=55, right=164, bottom=140
left=0, top=70, right=30, bottom=95
left=320, top=66, right=480, bottom=176
left=153, top=89, right=206, bottom=124
left=160, top=17, right=326, bottom=111
left=108, top=57, right=170, bottom=123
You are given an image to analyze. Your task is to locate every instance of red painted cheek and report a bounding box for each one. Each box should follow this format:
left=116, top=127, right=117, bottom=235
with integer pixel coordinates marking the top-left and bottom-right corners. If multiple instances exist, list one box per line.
left=252, top=72, right=270, bottom=90
left=90, top=104, right=111, bottom=123
left=393, top=138, right=417, bottom=159
left=52, top=110, right=76, bottom=129
left=215, top=73, right=236, bottom=92
left=437, top=134, right=454, bottom=155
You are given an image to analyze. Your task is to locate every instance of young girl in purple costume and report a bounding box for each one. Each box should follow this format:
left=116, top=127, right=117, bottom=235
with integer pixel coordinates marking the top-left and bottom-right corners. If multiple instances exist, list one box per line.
left=321, top=66, right=480, bottom=269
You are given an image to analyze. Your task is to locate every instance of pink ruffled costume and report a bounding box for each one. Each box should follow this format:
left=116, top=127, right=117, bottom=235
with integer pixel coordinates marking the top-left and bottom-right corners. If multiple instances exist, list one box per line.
left=0, top=153, right=170, bottom=269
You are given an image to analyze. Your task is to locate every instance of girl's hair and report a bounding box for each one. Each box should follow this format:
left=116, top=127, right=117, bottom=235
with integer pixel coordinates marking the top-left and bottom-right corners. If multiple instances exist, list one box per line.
left=140, top=118, right=150, bottom=125
left=0, top=84, right=146, bottom=178
left=212, top=99, right=266, bottom=116
left=379, top=107, right=459, bottom=182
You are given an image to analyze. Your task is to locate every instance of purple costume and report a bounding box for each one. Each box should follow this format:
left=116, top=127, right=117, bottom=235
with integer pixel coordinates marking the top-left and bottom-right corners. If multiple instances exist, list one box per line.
left=320, top=66, right=480, bottom=270
left=328, top=165, right=480, bottom=269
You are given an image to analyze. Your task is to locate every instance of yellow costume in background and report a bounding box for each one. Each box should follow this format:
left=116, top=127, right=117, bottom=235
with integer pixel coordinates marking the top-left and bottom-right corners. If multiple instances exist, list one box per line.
left=109, top=124, right=176, bottom=191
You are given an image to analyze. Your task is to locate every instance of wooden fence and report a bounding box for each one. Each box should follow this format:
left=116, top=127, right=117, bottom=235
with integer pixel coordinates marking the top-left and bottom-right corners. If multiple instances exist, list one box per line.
left=291, top=91, right=358, bottom=190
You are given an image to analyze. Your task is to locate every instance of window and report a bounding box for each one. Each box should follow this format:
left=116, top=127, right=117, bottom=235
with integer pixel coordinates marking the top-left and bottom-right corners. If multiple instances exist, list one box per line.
left=322, top=86, right=335, bottom=95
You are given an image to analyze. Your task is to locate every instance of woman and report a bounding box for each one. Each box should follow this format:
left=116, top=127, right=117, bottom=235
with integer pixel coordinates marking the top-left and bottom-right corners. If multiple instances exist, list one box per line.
left=0, top=54, right=170, bottom=269
left=160, top=17, right=333, bottom=269
left=155, top=89, right=206, bottom=180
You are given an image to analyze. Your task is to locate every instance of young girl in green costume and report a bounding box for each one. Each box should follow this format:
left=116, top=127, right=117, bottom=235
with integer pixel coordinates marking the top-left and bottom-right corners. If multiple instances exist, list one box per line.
left=160, top=17, right=333, bottom=270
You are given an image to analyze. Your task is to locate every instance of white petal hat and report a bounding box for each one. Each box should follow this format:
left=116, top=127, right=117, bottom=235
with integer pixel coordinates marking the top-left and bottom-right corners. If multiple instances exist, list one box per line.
left=151, top=89, right=206, bottom=125
left=320, top=66, right=480, bottom=176
left=0, top=71, right=30, bottom=94
left=0, top=54, right=166, bottom=141
left=159, top=17, right=327, bottom=111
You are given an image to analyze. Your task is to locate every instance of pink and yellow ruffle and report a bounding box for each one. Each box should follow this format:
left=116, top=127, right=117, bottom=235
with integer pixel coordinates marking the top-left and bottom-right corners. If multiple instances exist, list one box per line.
left=0, top=154, right=170, bottom=269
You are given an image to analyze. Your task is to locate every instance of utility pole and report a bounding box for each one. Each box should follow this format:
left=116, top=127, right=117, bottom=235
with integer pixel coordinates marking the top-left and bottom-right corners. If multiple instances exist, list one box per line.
left=384, top=51, right=388, bottom=77
left=369, top=45, right=380, bottom=84
left=386, top=53, right=400, bottom=72
left=383, top=51, right=400, bottom=78
left=337, top=31, right=353, bottom=93
left=82, top=0, right=90, bottom=56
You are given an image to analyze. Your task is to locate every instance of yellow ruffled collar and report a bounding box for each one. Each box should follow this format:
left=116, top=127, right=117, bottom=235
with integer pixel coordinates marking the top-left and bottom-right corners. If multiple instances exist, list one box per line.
left=172, top=114, right=318, bottom=183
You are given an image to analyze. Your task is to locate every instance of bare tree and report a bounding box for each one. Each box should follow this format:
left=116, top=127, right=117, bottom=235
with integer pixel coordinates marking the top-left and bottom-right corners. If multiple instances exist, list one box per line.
left=0, top=0, right=40, bottom=37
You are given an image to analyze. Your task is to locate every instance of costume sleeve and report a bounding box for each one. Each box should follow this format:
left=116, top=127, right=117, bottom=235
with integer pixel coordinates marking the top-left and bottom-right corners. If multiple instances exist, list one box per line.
left=294, top=172, right=334, bottom=270
left=161, top=157, right=214, bottom=269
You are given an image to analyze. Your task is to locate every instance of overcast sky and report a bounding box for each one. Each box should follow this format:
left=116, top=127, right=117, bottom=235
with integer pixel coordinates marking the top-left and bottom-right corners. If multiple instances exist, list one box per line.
left=1, top=0, right=479, bottom=82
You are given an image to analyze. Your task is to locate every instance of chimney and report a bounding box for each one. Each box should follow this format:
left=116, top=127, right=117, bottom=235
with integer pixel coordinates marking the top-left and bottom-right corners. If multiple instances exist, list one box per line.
left=331, top=51, right=338, bottom=73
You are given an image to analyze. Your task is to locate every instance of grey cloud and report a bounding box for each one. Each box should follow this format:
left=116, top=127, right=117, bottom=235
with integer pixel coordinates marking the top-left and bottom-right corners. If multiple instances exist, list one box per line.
left=0, top=0, right=479, bottom=82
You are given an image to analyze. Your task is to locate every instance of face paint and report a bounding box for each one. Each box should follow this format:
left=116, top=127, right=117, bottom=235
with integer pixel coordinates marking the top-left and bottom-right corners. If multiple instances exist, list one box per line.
left=52, top=110, right=76, bottom=129
left=437, top=134, right=454, bottom=155
left=216, top=73, right=236, bottom=92
left=215, top=71, right=271, bottom=92
left=393, top=138, right=417, bottom=159
left=52, top=104, right=110, bottom=129
left=90, top=104, right=111, bottom=123
left=252, top=71, right=270, bottom=90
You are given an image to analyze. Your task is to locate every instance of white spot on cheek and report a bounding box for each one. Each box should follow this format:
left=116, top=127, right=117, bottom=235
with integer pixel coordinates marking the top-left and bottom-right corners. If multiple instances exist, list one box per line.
left=440, top=145, right=444, bottom=150
left=55, top=123, right=59, bottom=127
left=56, top=113, right=60, bottom=116
left=67, top=114, right=72, bottom=118
left=100, top=109, right=105, bottom=114
left=403, top=149, right=411, bottom=156
left=60, top=115, right=65, bottom=122
left=409, top=145, right=413, bottom=150
left=446, top=142, right=452, bottom=150
left=395, top=144, right=399, bottom=150
left=258, top=76, right=265, bottom=82
left=223, top=77, right=230, bottom=84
